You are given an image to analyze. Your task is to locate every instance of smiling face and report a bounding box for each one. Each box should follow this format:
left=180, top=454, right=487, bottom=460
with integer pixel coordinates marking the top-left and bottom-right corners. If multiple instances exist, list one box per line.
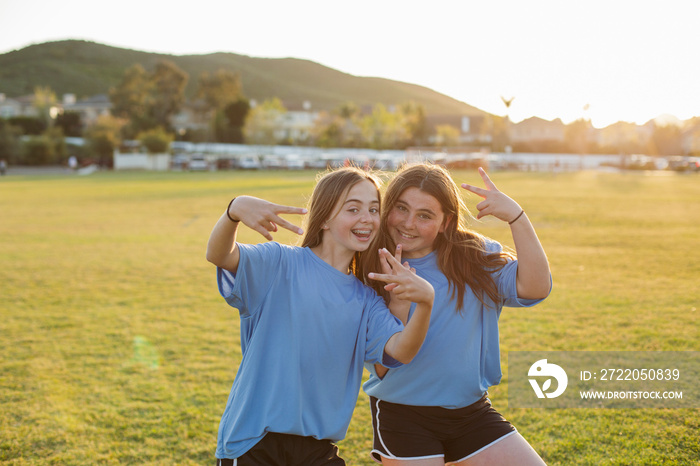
left=323, top=179, right=381, bottom=254
left=386, top=187, right=448, bottom=259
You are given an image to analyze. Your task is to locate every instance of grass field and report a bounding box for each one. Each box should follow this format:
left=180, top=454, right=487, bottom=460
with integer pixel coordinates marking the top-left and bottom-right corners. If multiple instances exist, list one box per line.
left=0, top=168, right=698, bottom=465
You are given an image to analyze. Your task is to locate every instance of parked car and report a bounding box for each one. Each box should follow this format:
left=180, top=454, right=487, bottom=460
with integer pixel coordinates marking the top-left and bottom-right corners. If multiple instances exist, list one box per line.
left=189, top=155, right=208, bottom=171
left=238, top=155, right=262, bottom=170
left=262, top=155, right=285, bottom=170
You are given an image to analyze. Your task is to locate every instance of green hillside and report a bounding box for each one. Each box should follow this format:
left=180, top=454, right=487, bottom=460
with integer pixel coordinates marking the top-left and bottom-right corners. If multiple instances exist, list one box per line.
left=0, top=40, right=486, bottom=116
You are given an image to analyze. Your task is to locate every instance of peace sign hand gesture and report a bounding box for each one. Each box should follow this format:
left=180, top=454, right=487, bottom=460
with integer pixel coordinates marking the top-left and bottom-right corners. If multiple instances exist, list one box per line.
left=229, top=195, right=307, bottom=240
left=461, top=167, right=523, bottom=224
left=372, top=245, right=413, bottom=324
left=368, top=248, right=434, bottom=306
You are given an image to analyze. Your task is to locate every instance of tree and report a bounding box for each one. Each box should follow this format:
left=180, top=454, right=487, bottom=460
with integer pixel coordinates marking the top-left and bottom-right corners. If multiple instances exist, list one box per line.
left=434, top=125, right=460, bottom=147
left=33, top=86, right=58, bottom=128
left=109, top=64, right=153, bottom=137
left=649, top=124, right=682, bottom=156
left=55, top=111, right=83, bottom=137
left=565, top=119, right=592, bottom=154
left=137, top=127, right=174, bottom=153
left=22, top=136, right=56, bottom=165
left=84, top=115, right=125, bottom=166
left=219, top=99, right=250, bottom=143
left=109, top=61, right=188, bottom=137
left=8, top=116, right=46, bottom=135
left=0, top=119, right=22, bottom=164
left=398, top=101, right=428, bottom=147
left=360, top=104, right=406, bottom=150
left=197, top=69, right=243, bottom=111
left=244, top=99, right=286, bottom=145
left=312, top=111, right=345, bottom=148
left=149, top=60, right=188, bottom=131
left=196, top=70, right=246, bottom=142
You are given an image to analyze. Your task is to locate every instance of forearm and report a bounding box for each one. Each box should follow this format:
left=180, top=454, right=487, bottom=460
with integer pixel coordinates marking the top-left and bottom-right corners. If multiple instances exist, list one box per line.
left=388, top=298, right=411, bottom=325
left=206, top=212, right=240, bottom=272
left=510, top=213, right=551, bottom=299
left=384, top=300, right=432, bottom=363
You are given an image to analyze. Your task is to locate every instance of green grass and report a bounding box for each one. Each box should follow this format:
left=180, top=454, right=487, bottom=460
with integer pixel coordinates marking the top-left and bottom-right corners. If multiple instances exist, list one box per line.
left=0, top=169, right=698, bottom=465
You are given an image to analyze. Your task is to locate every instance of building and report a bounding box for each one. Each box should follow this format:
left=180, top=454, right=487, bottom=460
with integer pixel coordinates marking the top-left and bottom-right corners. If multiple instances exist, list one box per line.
left=510, top=117, right=565, bottom=144
left=425, top=114, right=491, bottom=146
left=61, top=94, right=112, bottom=127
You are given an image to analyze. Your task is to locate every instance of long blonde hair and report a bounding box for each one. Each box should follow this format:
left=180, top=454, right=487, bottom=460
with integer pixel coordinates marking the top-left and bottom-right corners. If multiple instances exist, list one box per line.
left=361, top=163, right=513, bottom=309
left=301, top=166, right=383, bottom=275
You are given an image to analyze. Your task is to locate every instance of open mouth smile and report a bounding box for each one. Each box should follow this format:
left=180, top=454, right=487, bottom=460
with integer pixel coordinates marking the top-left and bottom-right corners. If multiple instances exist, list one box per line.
left=352, top=229, right=373, bottom=240
left=396, top=230, right=418, bottom=240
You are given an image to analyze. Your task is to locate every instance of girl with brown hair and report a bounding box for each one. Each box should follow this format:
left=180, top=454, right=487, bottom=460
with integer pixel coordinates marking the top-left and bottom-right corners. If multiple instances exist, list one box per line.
left=361, top=163, right=551, bottom=465
left=206, top=167, right=435, bottom=465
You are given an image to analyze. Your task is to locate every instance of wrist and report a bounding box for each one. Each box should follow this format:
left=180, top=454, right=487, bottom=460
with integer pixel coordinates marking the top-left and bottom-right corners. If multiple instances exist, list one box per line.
left=508, top=209, right=525, bottom=225
left=226, top=198, right=240, bottom=223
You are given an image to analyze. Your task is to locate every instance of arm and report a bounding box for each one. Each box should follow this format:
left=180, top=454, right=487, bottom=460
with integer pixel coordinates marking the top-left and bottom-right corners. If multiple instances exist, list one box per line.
left=206, top=196, right=307, bottom=273
left=461, top=167, right=551, bottom=300
left=368, top=249, right=434, bottom=364
left=373, top=245, right=413, bottom=377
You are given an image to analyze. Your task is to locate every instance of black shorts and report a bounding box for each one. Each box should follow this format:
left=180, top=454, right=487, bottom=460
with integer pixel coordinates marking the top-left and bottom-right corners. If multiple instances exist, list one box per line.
left=369, top=395, right=516, bottom=464
left=216, top=432, right=345, bottom=466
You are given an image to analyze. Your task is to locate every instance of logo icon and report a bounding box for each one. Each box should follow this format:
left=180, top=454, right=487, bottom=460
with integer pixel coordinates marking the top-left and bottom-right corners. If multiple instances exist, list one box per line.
left=528, top=359, right=568, bottom=398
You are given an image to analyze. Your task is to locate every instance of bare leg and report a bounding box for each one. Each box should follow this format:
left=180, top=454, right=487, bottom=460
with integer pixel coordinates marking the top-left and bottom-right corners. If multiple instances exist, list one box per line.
left=451, top=432, right=546, bottom=466
left=381, top=455, right=446, bottom=466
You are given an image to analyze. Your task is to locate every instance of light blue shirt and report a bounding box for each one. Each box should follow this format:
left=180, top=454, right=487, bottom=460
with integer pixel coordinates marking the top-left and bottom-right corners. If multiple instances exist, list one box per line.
left=215, top=242, right=404, bottom=459
left=363, top=240, right=549, bottom=409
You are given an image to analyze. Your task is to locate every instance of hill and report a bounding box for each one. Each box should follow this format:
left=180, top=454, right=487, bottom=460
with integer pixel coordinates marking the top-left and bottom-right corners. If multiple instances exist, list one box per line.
left=0, top=40, right=486, bottom=116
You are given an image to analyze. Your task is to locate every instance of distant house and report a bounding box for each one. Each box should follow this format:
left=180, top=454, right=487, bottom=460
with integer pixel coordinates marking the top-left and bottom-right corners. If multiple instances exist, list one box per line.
left=0, top=94, right=23, bottom=118
left=0, top=92, right=111, bottom=127
left=275, top=101, right=319, bottom=143
left=681, top=118, right=700, bottom=155
left=172, top=98, right=210, bottom=136
left=425, top=114, right=490, bottom=145
left=61, top=94, right=112, bottom=126
left=596, top=121, right=648, bottom=152
left=0, top=93, right=41, bottom=118
left=510, top=117, right=565, bottom=144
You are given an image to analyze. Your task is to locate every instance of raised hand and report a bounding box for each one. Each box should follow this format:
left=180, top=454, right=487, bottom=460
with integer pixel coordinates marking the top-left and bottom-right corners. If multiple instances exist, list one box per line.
left=461, top=167, right=523, bottom=224
left=229, top=195, right=307, bottom=240
left=368, top=248, right=434, bottom=306
left=375, top=245, right=413, bottom=324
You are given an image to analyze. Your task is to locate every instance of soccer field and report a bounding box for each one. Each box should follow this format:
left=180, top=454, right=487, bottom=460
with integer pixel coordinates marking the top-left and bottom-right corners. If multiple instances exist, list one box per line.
left=0, top=169, right=698, bottom=465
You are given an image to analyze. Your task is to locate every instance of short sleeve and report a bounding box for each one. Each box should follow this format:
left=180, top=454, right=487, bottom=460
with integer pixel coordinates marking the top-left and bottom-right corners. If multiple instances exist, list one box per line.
left=487, top=239, right=551, bottom=308
left=216, top=242, right=283, bottom=317
left=363, top=291, right=404, bottom=368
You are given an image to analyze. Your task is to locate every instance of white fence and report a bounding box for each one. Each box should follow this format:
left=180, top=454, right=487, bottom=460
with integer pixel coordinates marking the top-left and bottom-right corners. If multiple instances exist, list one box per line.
left=113, top=152, right=171, bottom=171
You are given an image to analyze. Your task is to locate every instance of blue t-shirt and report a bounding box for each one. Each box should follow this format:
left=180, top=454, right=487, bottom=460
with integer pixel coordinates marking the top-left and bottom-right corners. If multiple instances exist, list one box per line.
left=363, top=240, right=550, bottom=409
left=215, top=242, right=404, bottom=459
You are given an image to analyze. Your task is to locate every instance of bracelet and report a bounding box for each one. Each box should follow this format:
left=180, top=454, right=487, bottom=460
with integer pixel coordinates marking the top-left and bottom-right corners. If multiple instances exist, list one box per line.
left=508, top=210, right=525, bottom=225
left=226, top=198, right=240, bottom=223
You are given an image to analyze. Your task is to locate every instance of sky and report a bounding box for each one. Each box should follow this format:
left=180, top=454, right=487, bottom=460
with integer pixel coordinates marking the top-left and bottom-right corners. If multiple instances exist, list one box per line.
left=1, top=0, right=699, bottom=128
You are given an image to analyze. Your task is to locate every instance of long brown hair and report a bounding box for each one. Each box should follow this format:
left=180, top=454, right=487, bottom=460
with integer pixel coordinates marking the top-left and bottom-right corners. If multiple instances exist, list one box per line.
left=301, top=166, right=383, bottom=275
left=360, top=163, right=513, bottom=310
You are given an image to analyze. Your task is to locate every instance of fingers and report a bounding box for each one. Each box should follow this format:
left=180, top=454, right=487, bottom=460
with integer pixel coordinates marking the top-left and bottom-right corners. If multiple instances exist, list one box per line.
left=379, top=250, right=393, bottom=275
left=272, top=216, right=304, bottom=235
left=367, top=271, right=395, bottom=283
left=461, top=183, right=488, bottom=198
left=272, top=204, right=308, bottom=216
left=381, top=248, right=406, bottom=268
left=394, top=244, right=403, bottom=264
left=461, top=167, right=498, bottom=198
left=253, top=225, right=274, bottom=241
left=268, top=204, right=306, bottom=235
left=478, top=167, right=498, bottom=190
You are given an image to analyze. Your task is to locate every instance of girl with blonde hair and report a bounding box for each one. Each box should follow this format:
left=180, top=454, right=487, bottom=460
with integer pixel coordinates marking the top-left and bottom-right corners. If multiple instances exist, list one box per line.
left=207, top=167, right=435, bottom=465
